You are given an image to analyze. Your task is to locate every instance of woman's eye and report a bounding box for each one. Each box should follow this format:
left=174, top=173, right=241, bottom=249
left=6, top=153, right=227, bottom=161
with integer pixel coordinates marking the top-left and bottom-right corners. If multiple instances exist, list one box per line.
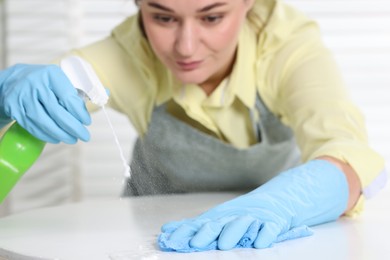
left=202, top=15, right=223, bottom=24
left=153, top=14, right=177, bottom=24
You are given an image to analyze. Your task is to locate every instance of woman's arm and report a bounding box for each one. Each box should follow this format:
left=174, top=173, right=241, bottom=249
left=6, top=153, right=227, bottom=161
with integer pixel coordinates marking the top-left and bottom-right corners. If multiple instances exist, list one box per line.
left=317, top=156, right=362, bottom=213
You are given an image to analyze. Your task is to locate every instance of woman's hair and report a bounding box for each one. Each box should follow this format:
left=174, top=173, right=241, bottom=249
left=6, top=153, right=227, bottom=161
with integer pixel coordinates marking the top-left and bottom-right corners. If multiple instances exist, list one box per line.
left=134, top=0, right=141, bottom=6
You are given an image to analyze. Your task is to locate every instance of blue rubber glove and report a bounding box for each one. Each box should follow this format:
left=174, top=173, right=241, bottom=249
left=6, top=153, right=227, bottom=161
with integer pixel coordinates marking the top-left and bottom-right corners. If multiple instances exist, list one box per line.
left=158, top=160, right=349, bottom=252
left=0, top=64, right=91, bottom=144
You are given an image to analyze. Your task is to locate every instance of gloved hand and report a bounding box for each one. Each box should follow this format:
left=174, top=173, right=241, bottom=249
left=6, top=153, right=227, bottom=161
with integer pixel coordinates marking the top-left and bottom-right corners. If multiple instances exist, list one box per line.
left=0, top=64, right=91, bottom=144
left=158, top=159, right=349, bottom=252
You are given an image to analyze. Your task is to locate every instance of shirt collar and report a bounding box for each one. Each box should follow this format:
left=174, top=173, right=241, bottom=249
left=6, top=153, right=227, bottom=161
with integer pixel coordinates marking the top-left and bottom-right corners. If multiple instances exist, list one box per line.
left=226, top=20, right=258, bottom=109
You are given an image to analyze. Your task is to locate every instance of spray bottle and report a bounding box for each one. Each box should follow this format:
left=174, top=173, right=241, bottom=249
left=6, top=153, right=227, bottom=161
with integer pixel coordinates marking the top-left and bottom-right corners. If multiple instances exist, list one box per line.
left=0, top=56, right=108, bottom=203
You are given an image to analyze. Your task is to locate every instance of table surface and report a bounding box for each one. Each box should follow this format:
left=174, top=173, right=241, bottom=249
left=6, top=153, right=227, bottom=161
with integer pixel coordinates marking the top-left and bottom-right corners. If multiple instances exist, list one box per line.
left=0, top=188, right=389, bottom=260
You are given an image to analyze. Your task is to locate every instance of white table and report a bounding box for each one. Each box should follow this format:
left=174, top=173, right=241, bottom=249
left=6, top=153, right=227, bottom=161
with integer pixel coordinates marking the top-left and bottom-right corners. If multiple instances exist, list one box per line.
left=0, top=190, right=389, bottom=260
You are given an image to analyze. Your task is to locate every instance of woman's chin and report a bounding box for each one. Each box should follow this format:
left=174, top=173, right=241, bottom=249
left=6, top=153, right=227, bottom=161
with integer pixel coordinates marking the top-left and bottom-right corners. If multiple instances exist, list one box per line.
left=173, top=72, right=207, bottom=86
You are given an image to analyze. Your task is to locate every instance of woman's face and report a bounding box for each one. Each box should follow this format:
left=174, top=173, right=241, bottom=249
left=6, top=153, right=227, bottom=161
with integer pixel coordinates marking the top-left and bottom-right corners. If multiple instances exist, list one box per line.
left=139, top=0, right=253, bottom=91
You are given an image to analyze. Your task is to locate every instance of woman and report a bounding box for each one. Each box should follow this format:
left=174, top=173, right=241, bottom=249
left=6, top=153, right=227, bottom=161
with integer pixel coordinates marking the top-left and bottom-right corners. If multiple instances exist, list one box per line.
left=0, top=0, right=386, bottom=252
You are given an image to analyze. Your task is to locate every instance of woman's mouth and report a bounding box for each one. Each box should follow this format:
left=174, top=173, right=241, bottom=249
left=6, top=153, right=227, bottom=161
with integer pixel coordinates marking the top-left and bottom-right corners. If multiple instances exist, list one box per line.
left=176, top=60, right=203, bottom=71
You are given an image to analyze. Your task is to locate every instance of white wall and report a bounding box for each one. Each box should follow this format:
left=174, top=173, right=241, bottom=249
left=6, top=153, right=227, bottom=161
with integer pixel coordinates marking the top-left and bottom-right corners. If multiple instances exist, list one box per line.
left=1, top=0, right=389, bottom=215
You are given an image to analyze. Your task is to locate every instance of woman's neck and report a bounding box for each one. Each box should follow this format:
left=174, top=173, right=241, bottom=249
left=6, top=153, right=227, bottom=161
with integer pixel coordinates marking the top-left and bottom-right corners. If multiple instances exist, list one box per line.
left=200, top=50, right=237, bottom=96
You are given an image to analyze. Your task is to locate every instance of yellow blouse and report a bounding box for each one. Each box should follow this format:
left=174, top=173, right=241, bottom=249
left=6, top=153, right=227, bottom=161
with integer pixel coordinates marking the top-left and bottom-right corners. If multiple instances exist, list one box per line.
left=68, top=0, right=385, bottom=214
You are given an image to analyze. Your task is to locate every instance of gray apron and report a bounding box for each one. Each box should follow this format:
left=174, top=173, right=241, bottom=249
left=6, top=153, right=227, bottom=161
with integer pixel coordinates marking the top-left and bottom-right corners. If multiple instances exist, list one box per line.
left=124, top=93, right=300, bottom=196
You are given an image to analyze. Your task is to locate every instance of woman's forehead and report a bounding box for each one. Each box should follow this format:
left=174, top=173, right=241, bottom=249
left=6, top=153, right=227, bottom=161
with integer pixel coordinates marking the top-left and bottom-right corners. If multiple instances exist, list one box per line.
left=138, top=0, right=241, bottom=10
left=138, top=0, right=236, bottom=6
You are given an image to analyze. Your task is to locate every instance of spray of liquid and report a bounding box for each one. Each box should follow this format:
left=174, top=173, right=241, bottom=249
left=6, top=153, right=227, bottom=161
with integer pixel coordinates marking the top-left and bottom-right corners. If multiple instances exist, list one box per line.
left=102, top=106, right=131, bottom=179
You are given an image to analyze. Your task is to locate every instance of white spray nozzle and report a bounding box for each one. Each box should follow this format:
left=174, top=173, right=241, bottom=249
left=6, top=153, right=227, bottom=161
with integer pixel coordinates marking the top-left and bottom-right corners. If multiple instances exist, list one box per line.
left=60, top=56, right=109, bottom=107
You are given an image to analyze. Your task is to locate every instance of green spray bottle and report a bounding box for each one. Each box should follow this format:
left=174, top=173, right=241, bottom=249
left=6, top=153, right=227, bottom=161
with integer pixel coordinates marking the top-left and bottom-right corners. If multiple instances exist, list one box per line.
left=0, top=123, right=46, bottom=202
left=0, top=56, right=108, bottom=203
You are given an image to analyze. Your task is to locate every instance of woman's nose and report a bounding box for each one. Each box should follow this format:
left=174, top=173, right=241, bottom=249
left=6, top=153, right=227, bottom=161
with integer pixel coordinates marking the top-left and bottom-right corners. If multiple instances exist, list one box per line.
left=175, top=21, right=199, bottom=57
